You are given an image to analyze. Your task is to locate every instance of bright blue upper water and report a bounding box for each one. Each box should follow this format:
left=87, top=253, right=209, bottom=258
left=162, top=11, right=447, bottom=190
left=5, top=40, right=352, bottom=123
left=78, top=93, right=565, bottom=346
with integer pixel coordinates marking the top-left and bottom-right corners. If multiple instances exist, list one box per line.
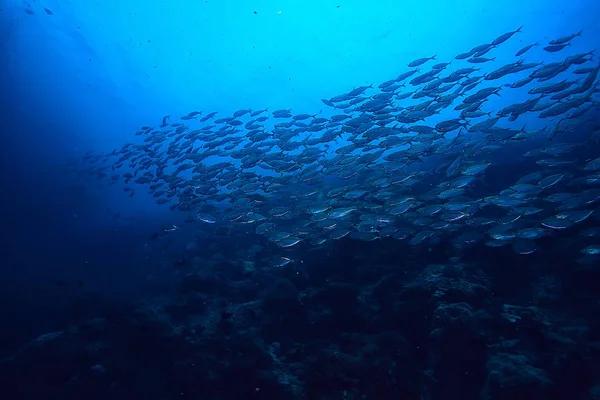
left=1, top=1, right=595, bottom=219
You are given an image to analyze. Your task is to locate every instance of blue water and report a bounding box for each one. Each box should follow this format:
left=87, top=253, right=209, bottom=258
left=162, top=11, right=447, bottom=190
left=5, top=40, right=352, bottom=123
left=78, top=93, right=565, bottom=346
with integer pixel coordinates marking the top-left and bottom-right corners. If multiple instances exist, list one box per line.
left=1, top=0, right=600, bottom=399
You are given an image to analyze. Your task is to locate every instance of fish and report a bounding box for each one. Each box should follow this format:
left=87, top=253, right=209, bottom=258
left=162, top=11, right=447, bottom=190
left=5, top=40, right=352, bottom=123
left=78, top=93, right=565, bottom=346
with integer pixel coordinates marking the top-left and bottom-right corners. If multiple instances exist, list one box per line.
left=549, top=30, right=583, bottom=45
left=491, top=26, right=522, bottom=46
left=408, top=56, right=436, bottom=67
left=75, top=24, right=600, bottom=260
left=515, top=42, right=538, bottom=57
left=581, top=245, right=600, bottom=255
left=544, top=43, right=570, bottom=53
left=468, top=57, right=496, bottom=64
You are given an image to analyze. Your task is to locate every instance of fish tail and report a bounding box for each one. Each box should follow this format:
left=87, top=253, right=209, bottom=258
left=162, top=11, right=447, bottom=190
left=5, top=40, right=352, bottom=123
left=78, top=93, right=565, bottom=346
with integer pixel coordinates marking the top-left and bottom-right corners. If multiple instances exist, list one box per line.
left=520, top=124, right=527, bottom=134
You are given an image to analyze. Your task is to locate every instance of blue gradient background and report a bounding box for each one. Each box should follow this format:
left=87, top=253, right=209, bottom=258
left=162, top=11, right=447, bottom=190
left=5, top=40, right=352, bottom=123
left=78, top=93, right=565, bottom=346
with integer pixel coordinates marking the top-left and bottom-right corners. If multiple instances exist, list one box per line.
left=0, top=0, right=598, bottom=352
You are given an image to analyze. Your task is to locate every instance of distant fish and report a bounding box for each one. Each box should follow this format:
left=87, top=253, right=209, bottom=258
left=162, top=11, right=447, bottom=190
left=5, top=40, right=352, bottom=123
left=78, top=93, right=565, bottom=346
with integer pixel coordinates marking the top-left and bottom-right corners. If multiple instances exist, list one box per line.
left=515, top=42, right=538, bottom=57
left=269, top=256, right=292, bottom=268
left=431, top=62, right=451, bottom=70
left=250, top=108, right=268, bottom=117
left=44, top=8, right=54, bottom=15
left=200, top=111, right=218, bottom=122
left=582, top=245, right=600, bottom=255
left=79, top=23, right=600, bottom=259
left=197, top=213, right=216, bottom=224
left=468, top=57, right=496, bottom=64
left=491, top=26, right=522, bottom=46
left=408, top=55, right=436, bottom=67
left=544, top=43, right=570, bottom=53
left=396, top=69, right=420, bottom=81
left=573, top=67, right=595, bottom=74
left=348, top=84, right=373, bottom=97
left=456, top=50, right=476, bottom=60
left=233, top=109, right=252, bottom=118
left=549, top=30, right=582, bottom=45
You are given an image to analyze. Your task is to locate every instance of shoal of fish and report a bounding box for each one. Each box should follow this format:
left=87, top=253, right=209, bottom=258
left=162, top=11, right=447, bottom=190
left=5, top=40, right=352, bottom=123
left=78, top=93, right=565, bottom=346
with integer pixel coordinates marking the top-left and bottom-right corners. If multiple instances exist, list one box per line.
left=75, top=27, right=600, bottom=266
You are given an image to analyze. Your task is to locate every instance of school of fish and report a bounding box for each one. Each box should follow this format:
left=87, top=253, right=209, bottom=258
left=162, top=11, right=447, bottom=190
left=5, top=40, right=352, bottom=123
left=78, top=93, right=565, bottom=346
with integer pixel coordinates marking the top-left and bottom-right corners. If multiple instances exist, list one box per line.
left=78, top=27, right=600, bottom=264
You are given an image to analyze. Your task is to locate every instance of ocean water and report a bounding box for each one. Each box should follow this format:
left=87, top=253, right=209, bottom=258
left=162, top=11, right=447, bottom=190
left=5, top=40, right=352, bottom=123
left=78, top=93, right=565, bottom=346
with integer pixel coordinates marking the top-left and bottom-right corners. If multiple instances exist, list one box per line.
left=1, top=0, right=600, bottom=399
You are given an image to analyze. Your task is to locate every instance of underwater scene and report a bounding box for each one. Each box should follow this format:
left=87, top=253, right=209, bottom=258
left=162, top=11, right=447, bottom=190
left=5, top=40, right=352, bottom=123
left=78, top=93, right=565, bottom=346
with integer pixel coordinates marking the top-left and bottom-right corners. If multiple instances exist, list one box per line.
left=1, top=0, right=600, bottom=399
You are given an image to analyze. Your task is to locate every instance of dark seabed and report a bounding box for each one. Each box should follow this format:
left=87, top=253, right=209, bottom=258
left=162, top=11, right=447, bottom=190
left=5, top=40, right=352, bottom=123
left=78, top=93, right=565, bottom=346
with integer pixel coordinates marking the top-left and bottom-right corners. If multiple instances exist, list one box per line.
left=1, top=1, right=600, bottom=399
